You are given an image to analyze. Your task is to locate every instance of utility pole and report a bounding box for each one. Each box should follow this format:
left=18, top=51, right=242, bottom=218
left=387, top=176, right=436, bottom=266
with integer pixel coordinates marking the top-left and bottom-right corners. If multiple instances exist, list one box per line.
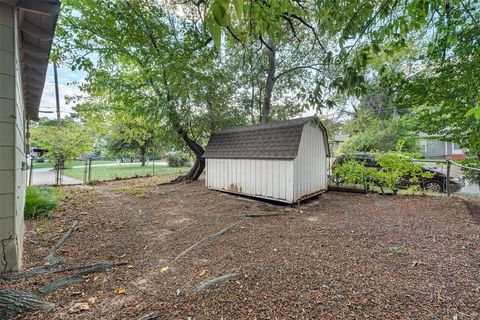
left=53, top=62, right=61, bottom=127
left=53, top=62, right=62, bottom=185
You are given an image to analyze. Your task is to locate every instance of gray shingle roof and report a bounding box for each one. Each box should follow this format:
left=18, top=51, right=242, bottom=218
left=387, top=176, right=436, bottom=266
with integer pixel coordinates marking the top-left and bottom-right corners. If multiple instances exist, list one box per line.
left=203, top=117, right=329, bottom=159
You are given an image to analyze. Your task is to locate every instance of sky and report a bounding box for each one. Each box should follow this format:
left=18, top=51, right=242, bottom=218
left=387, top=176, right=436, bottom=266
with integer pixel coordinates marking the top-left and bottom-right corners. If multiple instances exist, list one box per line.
left=39, top=64, right=86, bottom=119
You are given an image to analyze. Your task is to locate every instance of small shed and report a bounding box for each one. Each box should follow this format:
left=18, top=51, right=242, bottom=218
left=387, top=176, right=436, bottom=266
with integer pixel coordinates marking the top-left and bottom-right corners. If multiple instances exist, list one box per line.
left=203, top=117, right=330, bottom=203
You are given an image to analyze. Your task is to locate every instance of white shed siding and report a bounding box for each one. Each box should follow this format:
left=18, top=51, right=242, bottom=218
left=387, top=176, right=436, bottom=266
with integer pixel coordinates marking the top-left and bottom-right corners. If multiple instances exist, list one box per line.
left=293, top=122, right=328, bottom=200
left=206, top=158, right=294, bottom=203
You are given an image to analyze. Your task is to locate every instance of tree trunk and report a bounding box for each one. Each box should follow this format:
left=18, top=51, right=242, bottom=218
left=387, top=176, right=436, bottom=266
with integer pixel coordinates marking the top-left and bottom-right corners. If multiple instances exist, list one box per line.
left=140, top=147, right=146, bottom=167
left=171, top=125, right=205, bottom=182
left=260, top=38, right=276, bottom=124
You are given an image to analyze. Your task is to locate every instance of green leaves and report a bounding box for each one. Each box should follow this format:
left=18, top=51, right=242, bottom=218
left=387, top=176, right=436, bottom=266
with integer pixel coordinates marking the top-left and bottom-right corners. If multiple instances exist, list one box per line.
left=233, top=0, right=243, bottom=20
left=206, top=14, right=222, bottom=48
left=465, top=107, right=480, bottom=120
left=212, top=0, right=229, bottom=26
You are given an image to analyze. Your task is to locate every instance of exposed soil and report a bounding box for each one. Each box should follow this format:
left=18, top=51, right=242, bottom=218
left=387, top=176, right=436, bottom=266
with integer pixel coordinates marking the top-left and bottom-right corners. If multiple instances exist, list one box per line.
left=3, top=175, right=480, bottom=319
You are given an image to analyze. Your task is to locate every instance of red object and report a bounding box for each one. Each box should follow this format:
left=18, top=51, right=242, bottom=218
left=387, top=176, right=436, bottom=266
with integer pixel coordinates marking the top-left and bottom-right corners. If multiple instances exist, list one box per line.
left=450, top=154, right=465, bottom=160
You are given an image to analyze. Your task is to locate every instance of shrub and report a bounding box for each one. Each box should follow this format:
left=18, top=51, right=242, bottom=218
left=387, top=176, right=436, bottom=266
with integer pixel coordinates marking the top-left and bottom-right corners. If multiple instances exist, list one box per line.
left=24, top=186, right=63, bottom=218
left=333, top=159, right=380, bottom=190
left=334, top=152, right=432, bottom=193
left=460, top=159, right=480, bottom=188
left=165, top=151, right=190, bottom=167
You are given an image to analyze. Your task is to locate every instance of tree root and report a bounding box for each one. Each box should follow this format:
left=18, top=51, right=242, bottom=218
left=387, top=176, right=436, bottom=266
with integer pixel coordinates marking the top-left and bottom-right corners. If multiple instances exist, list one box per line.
left=137, top=311, right=161, bottom=320
left=0, top=289, right=54, bottom=319
left=175, top=221, right=243, bottom=260
left=193, top=273, right=239, bottom=292
left=0, top=262, right=127, bottom=319
left=0, top=266, right=52, bottom=281
left=40, top=262, right=128, bottom=294
left=0, top=217, right=126, bottom=319
left=1, top=220, right=81, bottom=282
left=45, top=220, right=79, bottom=266
left=245, top=212, right=287, bottom=218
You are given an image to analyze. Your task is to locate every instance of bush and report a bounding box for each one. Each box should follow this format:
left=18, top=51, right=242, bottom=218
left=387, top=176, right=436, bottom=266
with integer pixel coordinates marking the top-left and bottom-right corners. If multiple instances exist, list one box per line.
left=460, top=159, right=480, bottom=188
left=333, top=152, right=432, bottom=193
left=333, top=159, right=380, bottom=190
left=24, top=186, right=63, bottom=218
left=165, top=151, right=190, bottom=167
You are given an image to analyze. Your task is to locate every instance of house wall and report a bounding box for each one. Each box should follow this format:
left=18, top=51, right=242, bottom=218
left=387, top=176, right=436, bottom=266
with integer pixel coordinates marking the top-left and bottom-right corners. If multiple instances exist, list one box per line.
left=205, top=158, right=294, bottom=203
left=0, top=4, right=26, bottom=272
left=419, top=139, right=465, bottom=159
left=293, top=122, right=328, bottom=200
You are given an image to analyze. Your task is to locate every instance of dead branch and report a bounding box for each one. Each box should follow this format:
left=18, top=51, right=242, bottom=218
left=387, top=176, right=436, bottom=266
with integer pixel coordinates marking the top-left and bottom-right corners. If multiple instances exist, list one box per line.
left=175, top=221, right=243, bottom=260
left=45, top=220, right=79, bottom=265
left=193, top=273, right=239, bottom=292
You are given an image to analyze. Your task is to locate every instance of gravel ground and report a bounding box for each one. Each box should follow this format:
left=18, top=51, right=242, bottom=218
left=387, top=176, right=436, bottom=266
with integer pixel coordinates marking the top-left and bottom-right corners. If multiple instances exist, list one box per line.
left=3, top=175, right=480, bottom=319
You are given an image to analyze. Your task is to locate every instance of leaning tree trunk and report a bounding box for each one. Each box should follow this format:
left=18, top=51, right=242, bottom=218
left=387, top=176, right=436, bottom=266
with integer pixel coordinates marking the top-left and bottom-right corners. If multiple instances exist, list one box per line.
left=171, top=126, right=205, bottom=183
left=260, top=38, right=276, bottom=124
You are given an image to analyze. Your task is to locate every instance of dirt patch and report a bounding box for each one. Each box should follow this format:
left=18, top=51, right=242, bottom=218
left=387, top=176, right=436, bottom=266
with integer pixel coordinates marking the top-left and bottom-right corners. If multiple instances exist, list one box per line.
left=2, top=176, right=480, bottom=319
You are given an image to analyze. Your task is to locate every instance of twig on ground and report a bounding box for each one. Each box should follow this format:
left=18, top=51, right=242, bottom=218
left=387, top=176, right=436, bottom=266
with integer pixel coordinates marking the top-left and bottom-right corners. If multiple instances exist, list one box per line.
left=174, top=221, right=243, bottom=260
left=45, top=220, right=79, bottom=265
left=193, top=273, right=239, bottom=292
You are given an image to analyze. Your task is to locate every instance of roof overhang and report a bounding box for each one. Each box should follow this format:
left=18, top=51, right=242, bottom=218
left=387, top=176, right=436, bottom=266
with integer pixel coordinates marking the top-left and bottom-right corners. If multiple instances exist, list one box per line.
left=0, top=0, right=61, bottom=120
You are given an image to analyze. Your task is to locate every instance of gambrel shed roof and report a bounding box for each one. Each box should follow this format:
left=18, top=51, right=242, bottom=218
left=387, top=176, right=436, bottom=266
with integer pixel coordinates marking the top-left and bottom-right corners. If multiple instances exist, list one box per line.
left=203, top=117, right=330, bottom=159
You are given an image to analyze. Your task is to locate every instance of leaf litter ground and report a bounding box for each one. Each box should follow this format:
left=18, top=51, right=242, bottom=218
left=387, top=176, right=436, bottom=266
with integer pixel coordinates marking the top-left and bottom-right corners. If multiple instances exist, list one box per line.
left=3, top=175, right=480, bottom=319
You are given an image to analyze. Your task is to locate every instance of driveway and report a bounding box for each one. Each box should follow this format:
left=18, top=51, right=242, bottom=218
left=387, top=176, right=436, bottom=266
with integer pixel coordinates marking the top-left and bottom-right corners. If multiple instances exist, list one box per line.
left=30, top=168, right=83, bottom=185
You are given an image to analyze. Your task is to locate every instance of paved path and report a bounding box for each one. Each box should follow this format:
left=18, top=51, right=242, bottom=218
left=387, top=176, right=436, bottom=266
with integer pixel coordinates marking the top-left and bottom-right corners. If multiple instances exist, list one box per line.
left=31, top=168, right=83, bottom=185
left=30, top=160, right=168, bottom=186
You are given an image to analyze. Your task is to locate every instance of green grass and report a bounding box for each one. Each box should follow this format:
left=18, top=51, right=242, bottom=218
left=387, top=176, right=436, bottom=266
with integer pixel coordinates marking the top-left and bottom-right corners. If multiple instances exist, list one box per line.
left=33, top=160, right=116, bottom=169
left=24, top=186, right=63, bottom=219
left=63, top=164, right=191, bottom=181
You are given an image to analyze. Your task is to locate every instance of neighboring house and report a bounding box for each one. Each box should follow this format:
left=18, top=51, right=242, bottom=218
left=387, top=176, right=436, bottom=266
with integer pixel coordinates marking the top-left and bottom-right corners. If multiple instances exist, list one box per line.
left=0, top=0, right=59, bottom=272
left=203, top=117, right=330, bottom=204
left=30, top=146, right=47, bottom=160
left=330, top=134, right=350, bottom=152
left=418, top=135, right=466, bottom=160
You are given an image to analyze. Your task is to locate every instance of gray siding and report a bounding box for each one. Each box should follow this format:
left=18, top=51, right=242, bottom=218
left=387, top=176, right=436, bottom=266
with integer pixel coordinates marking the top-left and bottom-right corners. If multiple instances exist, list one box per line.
left=0, top=4, right=26, bottom=271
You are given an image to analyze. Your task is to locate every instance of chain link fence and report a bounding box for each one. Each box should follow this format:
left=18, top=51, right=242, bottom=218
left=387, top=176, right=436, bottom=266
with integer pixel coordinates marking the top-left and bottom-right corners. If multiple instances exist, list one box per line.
left=29, top=156, right=191, bottom=186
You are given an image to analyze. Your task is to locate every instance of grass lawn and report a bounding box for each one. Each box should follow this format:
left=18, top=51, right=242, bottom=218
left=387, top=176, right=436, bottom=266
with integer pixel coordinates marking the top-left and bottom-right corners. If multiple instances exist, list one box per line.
left=63, top=163, right=190, bottom=181
left=33, top=160, right=117, bottom=169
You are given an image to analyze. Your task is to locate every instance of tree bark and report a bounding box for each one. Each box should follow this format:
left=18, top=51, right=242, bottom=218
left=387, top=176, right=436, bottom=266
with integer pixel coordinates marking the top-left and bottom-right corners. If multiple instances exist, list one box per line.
left=260, top=38, right=276, bottom=124
left=140, top=147, right=146, bottom=167
left=171, top=125, right=205, bottom=182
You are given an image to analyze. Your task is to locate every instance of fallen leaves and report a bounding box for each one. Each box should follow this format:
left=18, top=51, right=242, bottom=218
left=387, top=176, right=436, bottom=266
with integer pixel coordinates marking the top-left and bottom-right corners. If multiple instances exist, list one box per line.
left=160, top=266, right=169, bottom=273
left=68, top=302, right=90, bottom=313
left=114, top=287, right=126, bottom=294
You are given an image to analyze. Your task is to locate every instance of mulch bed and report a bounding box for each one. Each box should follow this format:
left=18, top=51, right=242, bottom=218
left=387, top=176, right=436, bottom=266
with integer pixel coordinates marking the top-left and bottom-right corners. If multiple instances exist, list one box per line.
left=3, top=176, right=480, bottom=319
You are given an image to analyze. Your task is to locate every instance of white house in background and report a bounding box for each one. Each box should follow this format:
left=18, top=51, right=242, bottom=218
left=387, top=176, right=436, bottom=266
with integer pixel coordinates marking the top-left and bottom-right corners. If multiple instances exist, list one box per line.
left=418, top=134, right=466, bottom=160
left=203, top=117, right=330, bottom=203
left=0, top=0, right=60, bottom=272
